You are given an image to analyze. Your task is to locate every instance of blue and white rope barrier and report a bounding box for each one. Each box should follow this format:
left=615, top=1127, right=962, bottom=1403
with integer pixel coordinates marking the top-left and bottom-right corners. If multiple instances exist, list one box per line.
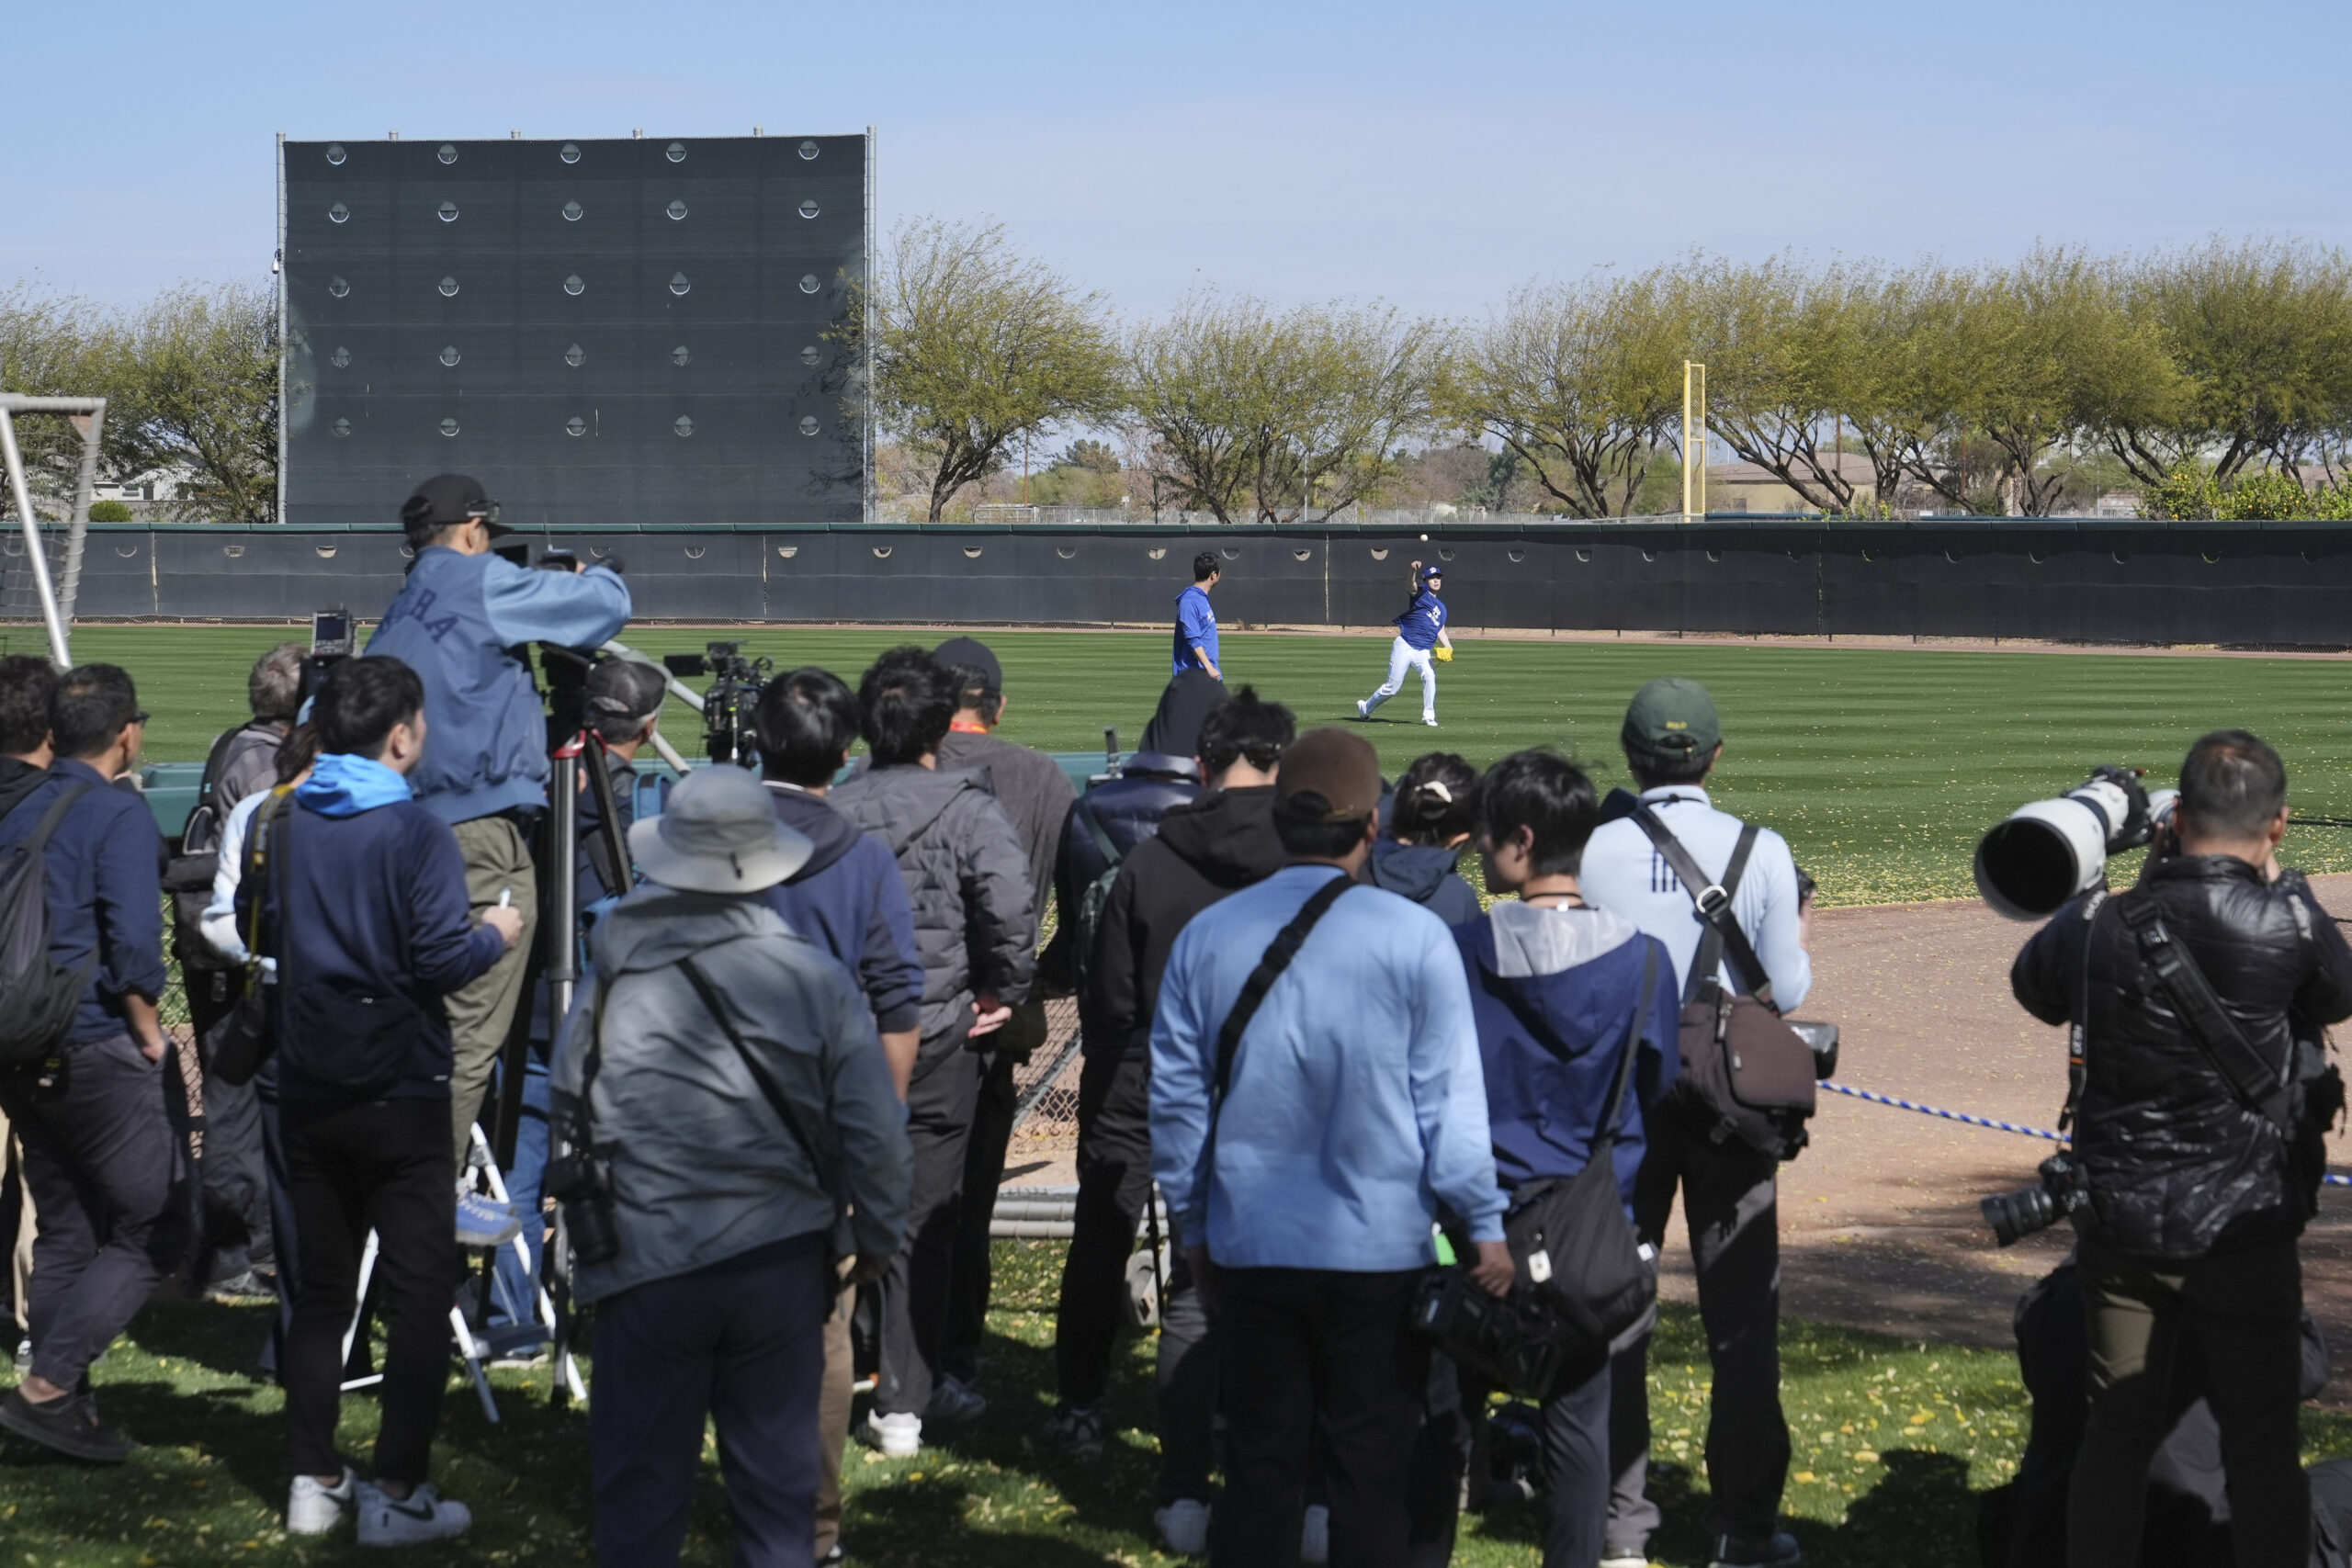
left=1819, top=1078, right=2352, bottom=1188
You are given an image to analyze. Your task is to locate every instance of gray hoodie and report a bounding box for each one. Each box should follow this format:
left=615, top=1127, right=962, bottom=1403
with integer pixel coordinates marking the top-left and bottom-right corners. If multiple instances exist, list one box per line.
left=829, top=763, right=1036, bottom=1057
left=551, top=886, right=912, bottom=1305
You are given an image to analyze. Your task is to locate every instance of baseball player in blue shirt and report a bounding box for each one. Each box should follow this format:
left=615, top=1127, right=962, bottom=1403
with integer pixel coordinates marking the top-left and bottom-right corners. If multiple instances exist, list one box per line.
left=1355, top=560, right=1452, bottom=727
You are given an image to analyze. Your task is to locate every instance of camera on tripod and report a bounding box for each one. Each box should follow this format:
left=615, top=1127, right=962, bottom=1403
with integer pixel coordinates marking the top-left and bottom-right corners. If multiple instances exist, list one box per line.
left=662, top=641, right=773, bottom=767
left=1982, top=1149, right=2086, bottom=1247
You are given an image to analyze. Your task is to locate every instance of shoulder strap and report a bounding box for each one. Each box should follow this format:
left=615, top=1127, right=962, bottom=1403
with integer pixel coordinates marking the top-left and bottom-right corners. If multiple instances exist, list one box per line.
left=2116, top=891, right=2291, bottom=1130
left=1213, top=873, right=1354, bottom=1106
left=243, top=788, right=297, bottom=976
left=15, top=779, right=93, bottom=854
left=1630, top=806, right=1770, bottom=1004
left=1073, top=797, right=1121, bottom=870
left=196, top=725, right=246, bottom=807
left=676, top=954, right=843, bottom=1211
left=1574, top=946, right=1658, bottom=1160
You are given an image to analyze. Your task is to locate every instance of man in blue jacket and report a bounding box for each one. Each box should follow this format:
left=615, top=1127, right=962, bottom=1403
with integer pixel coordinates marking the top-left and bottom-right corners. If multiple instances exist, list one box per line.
left=0, top=664, right=183, bottom=1465
left=364, top=475, right=631, bottom=1224
left=246, top=656, right=522, bottom=1545
left=1151, top=727, right=1510, bottom=1568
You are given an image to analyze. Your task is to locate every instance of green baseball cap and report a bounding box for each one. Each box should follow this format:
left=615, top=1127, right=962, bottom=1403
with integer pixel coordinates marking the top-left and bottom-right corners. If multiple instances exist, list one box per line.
left=1622, top=677, right=1721, bottom=763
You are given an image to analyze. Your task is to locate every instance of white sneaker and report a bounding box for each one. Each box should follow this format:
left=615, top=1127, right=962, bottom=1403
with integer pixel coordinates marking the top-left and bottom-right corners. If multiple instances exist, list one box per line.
left=1301, top=1503, right=1331, bottom=1563
left=1155, top=1498, right=1211, bottom=1557
left=865, top=1409, right=922, bottom=1459
left=1422, top=716, right=1439, bottom=727
left=1355, top=699, right=1370, bottom=719
left=1600, top=1554, right=1651, bottom=1568
left=355, top=1481, right=471, bottom=1546
left=287, top=1466, right=355, bottom=1535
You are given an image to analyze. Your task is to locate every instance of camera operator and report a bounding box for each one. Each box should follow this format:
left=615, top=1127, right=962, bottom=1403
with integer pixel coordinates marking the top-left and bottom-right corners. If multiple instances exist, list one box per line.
left=173, top=639, right=304, bottom=1303
left=2010, top=730, right=2352, bottom=1568
left=828, top=647, right=1034, bottom=1460
left=364, top=474, right=630, bottom=1241
left=553, top=765, right=911, bottom=1568
left=1577, top=677, right=1812, bottom=1568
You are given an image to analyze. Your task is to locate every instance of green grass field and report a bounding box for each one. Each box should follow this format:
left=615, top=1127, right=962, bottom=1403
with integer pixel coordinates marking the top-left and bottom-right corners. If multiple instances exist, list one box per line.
left=32, top=622, right=2352, bottom=906
left=22, top=1242, right=2352, bottom=1567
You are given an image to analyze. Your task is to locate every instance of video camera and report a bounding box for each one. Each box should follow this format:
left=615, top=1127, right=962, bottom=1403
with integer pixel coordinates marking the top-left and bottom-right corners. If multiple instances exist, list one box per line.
left=662, top=641, right=773, bottom=767
left=1974, top=766, right=2179, bottom=921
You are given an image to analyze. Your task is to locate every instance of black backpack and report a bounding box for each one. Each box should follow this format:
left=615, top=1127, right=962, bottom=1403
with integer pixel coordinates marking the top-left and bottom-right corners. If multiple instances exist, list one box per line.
left=0, top=781, right=96, bottom=1067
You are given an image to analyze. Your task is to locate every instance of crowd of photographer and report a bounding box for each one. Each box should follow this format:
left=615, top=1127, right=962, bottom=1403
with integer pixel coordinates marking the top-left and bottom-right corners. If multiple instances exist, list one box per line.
left=0, top=473, right=2346, bottom=1568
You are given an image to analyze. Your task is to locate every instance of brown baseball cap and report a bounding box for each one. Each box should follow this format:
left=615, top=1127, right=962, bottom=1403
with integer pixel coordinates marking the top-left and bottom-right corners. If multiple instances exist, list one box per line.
left=1274, top=727, right=1382, bottom=822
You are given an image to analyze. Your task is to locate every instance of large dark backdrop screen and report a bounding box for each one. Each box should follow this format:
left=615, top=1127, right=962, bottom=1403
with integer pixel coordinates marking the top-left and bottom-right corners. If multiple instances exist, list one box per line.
left=281, top=133, right=866, bottom=527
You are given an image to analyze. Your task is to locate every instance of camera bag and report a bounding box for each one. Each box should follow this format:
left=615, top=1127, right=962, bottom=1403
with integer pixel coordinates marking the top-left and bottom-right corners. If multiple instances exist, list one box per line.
left=209, top=789, right=297, bottom=1087
left=0, top=781, right=95, bottom=1068
left=1499, top=946, right=1660, bottom=1360
left=1630, top=807, right=1816, bottom=1160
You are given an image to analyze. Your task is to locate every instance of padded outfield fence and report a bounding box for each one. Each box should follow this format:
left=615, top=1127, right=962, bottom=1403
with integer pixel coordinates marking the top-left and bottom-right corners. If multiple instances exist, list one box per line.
left=15, top=514, right=2352, bottom=646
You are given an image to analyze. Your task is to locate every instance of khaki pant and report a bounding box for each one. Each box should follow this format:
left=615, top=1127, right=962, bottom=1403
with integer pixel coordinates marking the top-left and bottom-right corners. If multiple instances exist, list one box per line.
left=815, top=1263, right=855, bottom=1560
left=445, top=816, right=538, bottom=1164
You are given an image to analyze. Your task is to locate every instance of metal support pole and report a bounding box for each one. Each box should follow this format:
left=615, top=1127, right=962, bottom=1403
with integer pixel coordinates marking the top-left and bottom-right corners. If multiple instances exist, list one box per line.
left=0, top=409, right=71, bottom=668
left=1682, top=361, right=1708, bottom=523
left=58, top=399, right=103, bottom=626
left=545, top=736, right=582, bottom=1038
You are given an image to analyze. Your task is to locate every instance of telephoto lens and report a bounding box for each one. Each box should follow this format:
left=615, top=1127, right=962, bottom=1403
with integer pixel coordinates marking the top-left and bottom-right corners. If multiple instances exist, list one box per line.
left=1980, top=1151, right=2082, bottom=1247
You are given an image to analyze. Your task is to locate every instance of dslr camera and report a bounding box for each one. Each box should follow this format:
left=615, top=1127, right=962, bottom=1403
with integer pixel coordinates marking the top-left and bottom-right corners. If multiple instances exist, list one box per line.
left=663, top=641, right=774, bottom=767
left=543, top=1141, right=620, bottom=1267
left=1982, top=1149, right=2086, bottom=1247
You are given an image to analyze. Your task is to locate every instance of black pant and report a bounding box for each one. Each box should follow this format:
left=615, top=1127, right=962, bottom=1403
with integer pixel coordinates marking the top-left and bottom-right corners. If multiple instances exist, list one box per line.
left=1053, top=1049, right=1219, bottom=1500
left=1216, top=1266, right=1428, bottom=1568
left=2070, top=1234, right=2309, bottom=1568
left=875, top=1045, right=983, bottom=1420
left=1611, top=1094, right=1789, bottom=1548
left=0, top=1032, right=190, bottom=1389
left=1414, top=1349, right=1614, bottom=1568
left=592, top=1232, right=831, bottom=1568
left=942, top=1048, right=1019, bottom=1387
left=281, top=1095, right=456, bottom=1487
left=187, top=970, right=274, bottom=1283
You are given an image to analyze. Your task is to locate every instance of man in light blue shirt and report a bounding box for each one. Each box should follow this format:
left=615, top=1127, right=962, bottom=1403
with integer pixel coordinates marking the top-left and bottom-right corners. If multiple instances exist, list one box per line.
left=1577, top=678, right=1811, bottom=1568
left=1151, top=727, right=1508, bottom=1568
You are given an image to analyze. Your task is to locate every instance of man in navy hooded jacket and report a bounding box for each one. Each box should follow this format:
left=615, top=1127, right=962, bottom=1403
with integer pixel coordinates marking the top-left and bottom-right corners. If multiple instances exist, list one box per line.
left=243, top=656, right=522, bottom=1545
left=364, top=475, right=630, bottom=1198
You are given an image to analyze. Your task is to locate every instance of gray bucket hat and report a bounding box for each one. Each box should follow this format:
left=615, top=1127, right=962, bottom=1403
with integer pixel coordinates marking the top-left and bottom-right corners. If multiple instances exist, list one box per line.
left=628, top=764, right=813, bottom=894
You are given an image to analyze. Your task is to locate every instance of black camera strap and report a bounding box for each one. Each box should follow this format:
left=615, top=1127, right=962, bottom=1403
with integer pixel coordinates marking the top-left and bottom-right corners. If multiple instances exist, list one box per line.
left=1630, top=807, right=1769, bottom=1006
left=675, top=954, right=851, bottom=1246
left=1211, top=873, right=1355, bottom=1111
left=2117, top=892, right=2293, bottom=1133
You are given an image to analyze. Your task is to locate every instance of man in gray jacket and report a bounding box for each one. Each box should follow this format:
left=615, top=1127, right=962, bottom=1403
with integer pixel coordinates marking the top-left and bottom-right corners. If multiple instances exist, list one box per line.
left=554, top=766, right=911, bottom=1568
left=830, top=647, right=1035, bottom=1459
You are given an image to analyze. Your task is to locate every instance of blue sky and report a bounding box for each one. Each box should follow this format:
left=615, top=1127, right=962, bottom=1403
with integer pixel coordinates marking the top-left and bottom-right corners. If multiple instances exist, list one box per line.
left=6, top=0, right=2346, bottom=318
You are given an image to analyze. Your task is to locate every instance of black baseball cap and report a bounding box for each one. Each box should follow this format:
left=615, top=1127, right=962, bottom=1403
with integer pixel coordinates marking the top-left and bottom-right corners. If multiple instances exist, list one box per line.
left=933, top=636, right=1002, bottom=693
left=401, top=474, right=508, bottom=544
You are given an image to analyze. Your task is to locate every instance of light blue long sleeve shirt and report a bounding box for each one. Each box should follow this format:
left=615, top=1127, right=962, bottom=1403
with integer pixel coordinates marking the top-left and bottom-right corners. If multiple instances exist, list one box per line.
left=1149, top=864, right=1506, bottom=1271
left=1578, top=785, right=1812, bottom=1008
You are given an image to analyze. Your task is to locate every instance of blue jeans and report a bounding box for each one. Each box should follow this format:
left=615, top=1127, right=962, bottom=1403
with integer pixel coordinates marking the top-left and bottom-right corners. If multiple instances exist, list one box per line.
left=489, top=1043, right=549, bottom=1328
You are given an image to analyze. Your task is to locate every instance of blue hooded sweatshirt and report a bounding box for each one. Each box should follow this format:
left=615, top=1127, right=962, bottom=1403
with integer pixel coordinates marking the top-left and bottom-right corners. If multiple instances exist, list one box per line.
left=366, top=547, right=632, bottom=825
left=1454, top=901, right=1680, bottom=1213
left=246, top=751, right=506, bottom=1104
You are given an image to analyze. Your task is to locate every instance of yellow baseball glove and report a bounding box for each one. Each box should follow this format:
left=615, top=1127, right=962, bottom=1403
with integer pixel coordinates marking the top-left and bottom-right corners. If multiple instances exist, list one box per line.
left=1433, top=645, right=1454, bottom=663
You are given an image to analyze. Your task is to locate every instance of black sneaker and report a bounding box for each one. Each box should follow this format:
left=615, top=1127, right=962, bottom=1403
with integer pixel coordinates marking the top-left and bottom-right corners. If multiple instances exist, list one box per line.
left=1042, top=1403, right=1104, bottom=1457
left=0, top=1385, right=133, bottom=1463
left=1710, top=1530, right=1801, bottom=1568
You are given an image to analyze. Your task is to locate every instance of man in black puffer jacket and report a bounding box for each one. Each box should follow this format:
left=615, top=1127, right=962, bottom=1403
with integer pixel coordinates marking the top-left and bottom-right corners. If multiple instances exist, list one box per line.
left=830, top=648, right=1035, bottom=1461
left=2012, top=728, right=2352, bottom=1568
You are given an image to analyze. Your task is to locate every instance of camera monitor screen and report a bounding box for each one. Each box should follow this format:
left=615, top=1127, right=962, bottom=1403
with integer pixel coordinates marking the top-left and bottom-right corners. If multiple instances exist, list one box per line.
left=280, top=133, right=868, bottom=528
